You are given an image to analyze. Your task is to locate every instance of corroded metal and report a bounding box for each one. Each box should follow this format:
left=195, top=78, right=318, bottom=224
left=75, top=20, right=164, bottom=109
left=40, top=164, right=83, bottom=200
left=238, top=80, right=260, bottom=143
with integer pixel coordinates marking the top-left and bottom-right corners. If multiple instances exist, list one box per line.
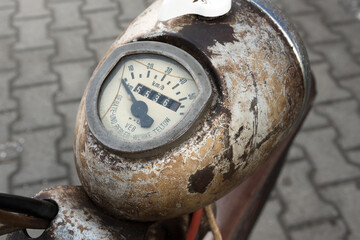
left=6, top=186, right=150, bottom=240
left=215, top=82, right=315, bottom=239
left=74, top=0, right=311, bottom=221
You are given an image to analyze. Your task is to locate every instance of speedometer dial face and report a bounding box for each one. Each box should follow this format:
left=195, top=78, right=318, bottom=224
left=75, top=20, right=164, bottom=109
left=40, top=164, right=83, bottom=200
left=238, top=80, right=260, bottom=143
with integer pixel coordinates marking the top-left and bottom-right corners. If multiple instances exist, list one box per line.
left=86, top=41, right=212, bottom=156
left=98, top=54, right=199, bottom=142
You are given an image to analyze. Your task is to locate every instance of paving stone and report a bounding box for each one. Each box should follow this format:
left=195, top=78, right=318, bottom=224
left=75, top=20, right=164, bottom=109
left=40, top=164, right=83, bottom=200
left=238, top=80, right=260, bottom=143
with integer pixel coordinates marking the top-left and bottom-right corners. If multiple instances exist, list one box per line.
left=12, top=84, right=61, bottom=132
left=85, top=9, right=120, bottom=41
left=0, top=112, right=17, bottom=143
left=13, top=48, right=57, bottom=87
left=49, top=0, right=86, bottom=30
left=277, top=160, right=337, bottom=226
left=51, top=28, right=93, bottom=63
left=54, top=60, right=94, bottom=102
left=295, top=127, right=360, bottom=184
left=88, top=39, right=114, bottom=62
left=292, top=14, right=341, bottom=44
left=0, top=71, right=17, bottom=111
left=61, top=150, right=81, bottom=185
left=315, top=41, right=360, bottom=79
left=0, top=139, right=24, bottom=162
left=117, top=0, right=147, bottom=21
left=287, top=144, right=305, bottom=161
left=14, top=17, right=53, bottom=50
left=347, top=149, right=360, bottom=165
left=288, top=21, right=307, bottom=43
left=317, top=100, right=360, bottom=150
left=57, top=102, right=80, bottom=150
left=82, top=0, right=117, bottom=12
left=0, top=37, right=16, bottom=71
left=0, top=161, right=17, bottom=193
left=15, top=0, right=49, bottom=19
left=346, top=2, right=360, bottom=18
left=0, top=0, right=15, bottom=8
left=339, top=76, right=360, bottom=102
left=321, top=182, right=360, bottom=240
left=271, top=0, right=316, bottom=14
left=313, top=0, right=356, bottom=24
left=0, top=8, right=15, bottom=37
left=13, top=178, right=69, bottom=197
left=290, top=219, right=347, bottom=240
left=11, top=128, right=67, bottom=187
left=249, top=198, right=287, bottom=240
left=311, top=62, right=351, bottom=103
left=299, top=108, right=329, bottom=130
left=333, top=22, right=360, bottom=55
left=307, top=46, right=324, bottom=63
left=118, top=18, right=134, bottom=31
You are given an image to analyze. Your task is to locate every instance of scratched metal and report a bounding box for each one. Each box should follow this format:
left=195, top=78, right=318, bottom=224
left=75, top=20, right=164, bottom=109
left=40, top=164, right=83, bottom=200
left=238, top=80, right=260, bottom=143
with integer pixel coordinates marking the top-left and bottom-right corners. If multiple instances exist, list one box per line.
left=6, top=186, right=150, bottom=240
left=74, top=0, right=309, bottom=221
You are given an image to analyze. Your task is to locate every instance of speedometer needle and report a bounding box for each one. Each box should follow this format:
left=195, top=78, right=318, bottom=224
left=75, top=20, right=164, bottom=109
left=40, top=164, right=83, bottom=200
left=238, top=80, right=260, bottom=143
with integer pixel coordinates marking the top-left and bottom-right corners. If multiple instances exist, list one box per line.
left=122, top=79, right=154, bottom=128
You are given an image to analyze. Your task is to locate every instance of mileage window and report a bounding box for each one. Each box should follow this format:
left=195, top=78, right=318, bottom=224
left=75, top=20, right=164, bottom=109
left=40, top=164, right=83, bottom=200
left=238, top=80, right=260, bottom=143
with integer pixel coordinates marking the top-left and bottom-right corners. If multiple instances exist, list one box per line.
left=134, top=83, right=181, bottom=112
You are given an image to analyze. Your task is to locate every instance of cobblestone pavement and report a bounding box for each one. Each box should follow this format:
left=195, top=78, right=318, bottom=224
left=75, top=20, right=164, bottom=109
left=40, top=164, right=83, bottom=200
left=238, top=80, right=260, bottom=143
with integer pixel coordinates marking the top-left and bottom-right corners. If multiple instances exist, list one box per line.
left=0, top=0, right=359, bottom=239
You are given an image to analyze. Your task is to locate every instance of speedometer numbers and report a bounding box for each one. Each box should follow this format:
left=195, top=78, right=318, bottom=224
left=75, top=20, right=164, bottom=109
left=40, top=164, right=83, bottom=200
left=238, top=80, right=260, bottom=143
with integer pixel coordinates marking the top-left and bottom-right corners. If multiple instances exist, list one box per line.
left=98, top=54, right=199, bottom=142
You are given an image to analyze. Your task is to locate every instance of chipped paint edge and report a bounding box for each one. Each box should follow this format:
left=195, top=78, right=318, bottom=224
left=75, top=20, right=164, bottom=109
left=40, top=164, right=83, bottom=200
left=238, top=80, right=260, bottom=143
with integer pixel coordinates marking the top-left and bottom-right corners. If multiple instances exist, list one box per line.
left=249, top=0, right=311, bottom=118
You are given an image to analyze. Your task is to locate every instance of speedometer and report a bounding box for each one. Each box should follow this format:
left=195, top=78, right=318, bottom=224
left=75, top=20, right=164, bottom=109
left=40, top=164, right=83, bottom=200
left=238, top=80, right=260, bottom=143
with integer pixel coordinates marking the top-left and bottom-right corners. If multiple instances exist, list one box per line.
left=86, top=41, right=212, bottom=157
left=98, top=54, right=199, bottom=142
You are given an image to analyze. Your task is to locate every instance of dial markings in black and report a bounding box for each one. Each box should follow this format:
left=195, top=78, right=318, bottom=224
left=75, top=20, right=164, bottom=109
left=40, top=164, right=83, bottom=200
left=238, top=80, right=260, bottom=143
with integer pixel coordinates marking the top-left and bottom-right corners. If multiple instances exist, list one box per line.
left=121, top=79, right=154, bottom=128
left=172, top=83, right=180, bottom=90
left=167, top=81, right=171, bottom=85
left=147, top=71, right=150, bottom=78
left=161, top=75, right=166, bottom=81
left=179, top=97, right=187, bottom=101
left=176, top=91, right=181, bottom=95
left=180, top=113, right=184, bottom=116
left=180, top=105, right=185, bottom=108
left=131, top=72, right=135, bottom=79
left=139, top=74, right=142, bottom=78
left=154, top=75, right=158, bottom=79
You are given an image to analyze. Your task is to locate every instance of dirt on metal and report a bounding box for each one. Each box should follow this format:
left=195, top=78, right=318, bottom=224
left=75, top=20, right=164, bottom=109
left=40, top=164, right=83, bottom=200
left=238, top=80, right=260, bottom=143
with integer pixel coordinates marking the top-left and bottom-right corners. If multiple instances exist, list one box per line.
left=74, top=0, right=307, bottom=221
left=6, top=186, right=150, bottom=240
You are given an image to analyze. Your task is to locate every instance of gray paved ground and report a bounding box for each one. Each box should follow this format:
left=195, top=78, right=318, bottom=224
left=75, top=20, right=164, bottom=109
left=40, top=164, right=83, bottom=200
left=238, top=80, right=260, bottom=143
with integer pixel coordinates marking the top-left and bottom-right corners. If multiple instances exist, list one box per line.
left=0, top=0, right=359, bottom=239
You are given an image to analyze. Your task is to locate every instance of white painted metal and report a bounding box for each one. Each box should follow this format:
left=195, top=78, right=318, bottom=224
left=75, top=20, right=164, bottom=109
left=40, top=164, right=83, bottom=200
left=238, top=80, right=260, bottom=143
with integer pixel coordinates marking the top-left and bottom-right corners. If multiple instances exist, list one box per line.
left=158, top=0, right=232, bottom=21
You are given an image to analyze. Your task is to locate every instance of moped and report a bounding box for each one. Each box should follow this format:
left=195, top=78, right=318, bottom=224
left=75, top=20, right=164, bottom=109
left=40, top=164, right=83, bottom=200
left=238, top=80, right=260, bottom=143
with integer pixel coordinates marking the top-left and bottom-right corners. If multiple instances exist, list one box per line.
left=0, top=0, right=315, bottom=239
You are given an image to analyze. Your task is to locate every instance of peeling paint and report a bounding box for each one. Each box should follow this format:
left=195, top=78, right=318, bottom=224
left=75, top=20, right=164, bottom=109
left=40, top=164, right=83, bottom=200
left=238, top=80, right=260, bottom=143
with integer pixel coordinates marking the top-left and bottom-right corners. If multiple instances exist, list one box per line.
left=74, top=0, right=308, bottom=221
left=6, top=186, right=150, bottom=239
left=188, top=165, right=215, bottom=193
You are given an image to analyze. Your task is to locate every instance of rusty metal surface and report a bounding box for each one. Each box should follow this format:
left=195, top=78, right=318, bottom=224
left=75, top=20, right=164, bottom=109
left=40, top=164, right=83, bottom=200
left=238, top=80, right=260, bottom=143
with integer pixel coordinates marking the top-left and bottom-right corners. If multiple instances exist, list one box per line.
left=6, top=186, right=150, bottom=240
left=250, top=0, right=312, bottom=110
left=215, top=76, right=315, bottom=240
left=74, top=0, right=309, bottom=221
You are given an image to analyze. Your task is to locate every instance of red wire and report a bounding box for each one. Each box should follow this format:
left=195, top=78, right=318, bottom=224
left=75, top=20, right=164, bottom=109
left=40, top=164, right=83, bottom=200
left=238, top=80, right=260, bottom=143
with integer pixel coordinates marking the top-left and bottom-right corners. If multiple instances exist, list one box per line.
left=186, top=208, right=204, bottom=240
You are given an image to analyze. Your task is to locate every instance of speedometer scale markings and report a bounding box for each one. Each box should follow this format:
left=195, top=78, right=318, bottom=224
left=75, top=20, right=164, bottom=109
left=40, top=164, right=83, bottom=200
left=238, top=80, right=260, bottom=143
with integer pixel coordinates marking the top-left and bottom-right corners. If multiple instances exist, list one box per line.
left=98, top=54, right=199, bottom=142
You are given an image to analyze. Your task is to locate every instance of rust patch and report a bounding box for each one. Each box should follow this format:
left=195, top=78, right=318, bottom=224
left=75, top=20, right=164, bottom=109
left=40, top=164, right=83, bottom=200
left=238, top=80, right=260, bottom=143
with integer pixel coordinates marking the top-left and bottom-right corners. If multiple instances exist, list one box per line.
left=222, top=147, right=239, bottom=181
left=235, top=126, right=244, bottom=141
left=223, top=161, right=236, bottom=181
left=177, top=21, right=236, bottom=53
left=250, top=97, right=258, bottom=112
left=112, top=174, right=124, bottom=182
left=188, top=165, right=215, bottom=193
